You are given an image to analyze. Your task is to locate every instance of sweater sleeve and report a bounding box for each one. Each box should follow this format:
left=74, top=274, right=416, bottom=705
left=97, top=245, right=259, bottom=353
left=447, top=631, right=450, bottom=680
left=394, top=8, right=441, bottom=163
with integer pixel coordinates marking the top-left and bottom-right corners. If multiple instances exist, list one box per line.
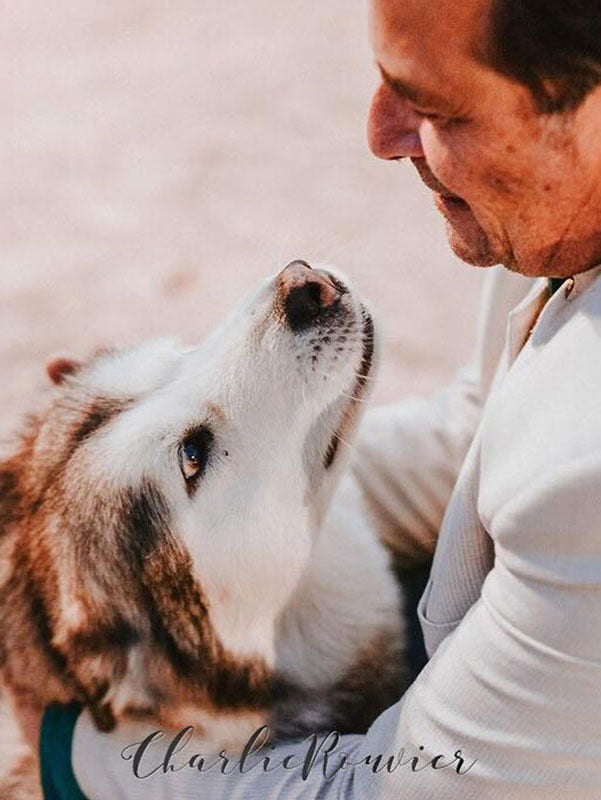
left=70, top=585, right=601, bottom=800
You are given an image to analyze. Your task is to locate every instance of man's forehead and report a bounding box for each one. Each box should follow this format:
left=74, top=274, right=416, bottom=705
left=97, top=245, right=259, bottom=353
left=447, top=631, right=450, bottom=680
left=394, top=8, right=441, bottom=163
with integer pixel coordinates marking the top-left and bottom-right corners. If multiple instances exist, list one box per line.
left=370, top=0, right=490, bottom=76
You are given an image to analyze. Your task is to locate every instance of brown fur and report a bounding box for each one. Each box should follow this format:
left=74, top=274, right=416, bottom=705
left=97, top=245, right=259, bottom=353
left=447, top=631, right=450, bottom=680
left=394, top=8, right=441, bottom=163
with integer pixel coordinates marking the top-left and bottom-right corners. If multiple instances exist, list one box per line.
left=0, top=355, right=406, bottom=797
left=273, top=630, right=404, bottom=740
left=0, top=389, right=279, bottom=796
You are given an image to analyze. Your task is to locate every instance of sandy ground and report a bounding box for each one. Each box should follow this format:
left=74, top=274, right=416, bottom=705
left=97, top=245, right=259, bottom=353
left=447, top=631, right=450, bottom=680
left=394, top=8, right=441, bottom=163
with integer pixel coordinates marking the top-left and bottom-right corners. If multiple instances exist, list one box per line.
left=1, top=0, right=483, bottom=444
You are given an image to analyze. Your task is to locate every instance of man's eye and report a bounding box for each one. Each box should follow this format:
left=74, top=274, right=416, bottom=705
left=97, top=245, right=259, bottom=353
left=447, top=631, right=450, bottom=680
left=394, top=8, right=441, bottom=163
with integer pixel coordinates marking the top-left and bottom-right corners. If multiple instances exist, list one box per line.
left=412, top=106, right=445, bottom=122
left=179, top=427, right=214, bottom=482
left=415, top=107, right=466, bottom=127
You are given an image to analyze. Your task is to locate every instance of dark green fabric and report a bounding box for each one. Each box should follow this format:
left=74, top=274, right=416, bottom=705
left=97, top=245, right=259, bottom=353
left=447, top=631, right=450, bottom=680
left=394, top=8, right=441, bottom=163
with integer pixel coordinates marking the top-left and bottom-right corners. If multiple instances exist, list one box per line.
left=40, top=704, right=88, bottom=800
left=548, top=277, right=565, bottom=296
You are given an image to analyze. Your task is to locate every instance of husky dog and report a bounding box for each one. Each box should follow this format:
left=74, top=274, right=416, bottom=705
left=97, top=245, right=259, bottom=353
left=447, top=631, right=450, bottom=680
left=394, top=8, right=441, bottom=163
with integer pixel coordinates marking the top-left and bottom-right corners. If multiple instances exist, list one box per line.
left=0, top=261, right=405, bottom=794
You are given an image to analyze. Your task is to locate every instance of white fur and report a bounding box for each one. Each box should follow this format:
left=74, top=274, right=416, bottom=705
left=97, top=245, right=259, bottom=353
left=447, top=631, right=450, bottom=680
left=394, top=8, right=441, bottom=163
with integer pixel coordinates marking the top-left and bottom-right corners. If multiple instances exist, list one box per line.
left=72, top=266, right=400, bottom=708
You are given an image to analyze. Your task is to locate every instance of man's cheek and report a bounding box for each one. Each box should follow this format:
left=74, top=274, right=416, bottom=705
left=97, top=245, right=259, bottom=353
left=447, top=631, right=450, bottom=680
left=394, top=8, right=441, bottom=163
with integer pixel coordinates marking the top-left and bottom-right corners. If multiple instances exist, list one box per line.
left=425, top=128, right=516, bottom=204
left=438, top=155, right=521, bottom=211
left=424, top=145, right=471, bottom=198
left=479, top=161, right=527, bottom=199
left=421, top=125, right=469, bottom=173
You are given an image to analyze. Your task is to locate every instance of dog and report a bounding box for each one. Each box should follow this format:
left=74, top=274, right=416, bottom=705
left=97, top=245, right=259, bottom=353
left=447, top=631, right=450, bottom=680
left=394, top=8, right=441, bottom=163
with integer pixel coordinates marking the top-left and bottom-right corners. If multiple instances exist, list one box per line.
left=0, top=261, right=407, bottom=796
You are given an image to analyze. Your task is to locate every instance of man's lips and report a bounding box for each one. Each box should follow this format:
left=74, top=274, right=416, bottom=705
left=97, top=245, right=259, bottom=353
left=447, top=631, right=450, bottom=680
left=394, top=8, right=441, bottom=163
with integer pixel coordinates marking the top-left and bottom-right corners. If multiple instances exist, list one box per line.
left=435, top=193, right=470, bottom=213
left=410, top=157, right=469, bottom=209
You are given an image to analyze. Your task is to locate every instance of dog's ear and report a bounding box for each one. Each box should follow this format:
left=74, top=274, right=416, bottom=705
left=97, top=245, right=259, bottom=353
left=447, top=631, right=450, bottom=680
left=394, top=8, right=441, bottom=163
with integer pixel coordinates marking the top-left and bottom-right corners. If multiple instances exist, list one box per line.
left=45, top=354, right=82, bottom=385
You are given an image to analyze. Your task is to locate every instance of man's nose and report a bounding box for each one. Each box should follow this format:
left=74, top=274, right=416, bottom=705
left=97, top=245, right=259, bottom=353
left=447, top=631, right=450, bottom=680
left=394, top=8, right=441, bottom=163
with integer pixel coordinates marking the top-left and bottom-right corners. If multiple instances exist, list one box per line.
left=367, top=83, right=425, bottom=160
left=278, top=260, right=344, bottom=331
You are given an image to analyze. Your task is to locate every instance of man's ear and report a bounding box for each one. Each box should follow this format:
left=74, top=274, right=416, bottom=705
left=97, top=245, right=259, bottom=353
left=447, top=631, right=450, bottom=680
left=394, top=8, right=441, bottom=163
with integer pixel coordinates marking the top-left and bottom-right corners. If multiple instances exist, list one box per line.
left=45, top=354, right=82, bottom=385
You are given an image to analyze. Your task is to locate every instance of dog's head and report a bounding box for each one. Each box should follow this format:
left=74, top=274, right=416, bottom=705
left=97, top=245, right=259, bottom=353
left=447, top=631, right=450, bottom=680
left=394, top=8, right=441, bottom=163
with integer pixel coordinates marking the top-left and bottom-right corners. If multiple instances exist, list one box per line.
left=3, top=261, right=377, bottom=728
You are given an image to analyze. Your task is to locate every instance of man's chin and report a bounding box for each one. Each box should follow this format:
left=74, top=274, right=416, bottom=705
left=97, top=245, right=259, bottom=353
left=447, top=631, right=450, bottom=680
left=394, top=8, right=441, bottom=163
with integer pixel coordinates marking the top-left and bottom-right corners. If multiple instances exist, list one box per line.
left=446, top=224, right=500, bottom=267
left=436, top=198, right=501, bottom=267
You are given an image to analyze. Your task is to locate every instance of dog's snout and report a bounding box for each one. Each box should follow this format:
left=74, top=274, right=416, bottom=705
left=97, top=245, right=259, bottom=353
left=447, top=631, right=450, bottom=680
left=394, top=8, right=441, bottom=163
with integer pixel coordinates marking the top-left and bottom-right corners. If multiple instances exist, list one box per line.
left=280, top=260, right=343, bottom=332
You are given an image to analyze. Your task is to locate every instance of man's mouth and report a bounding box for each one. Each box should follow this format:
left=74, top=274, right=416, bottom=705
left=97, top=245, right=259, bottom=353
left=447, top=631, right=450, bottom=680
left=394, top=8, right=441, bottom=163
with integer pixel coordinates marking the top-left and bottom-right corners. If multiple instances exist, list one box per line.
left=435, top=192, right=470, bottom=214
left=410, top=157, right=470, bottom=213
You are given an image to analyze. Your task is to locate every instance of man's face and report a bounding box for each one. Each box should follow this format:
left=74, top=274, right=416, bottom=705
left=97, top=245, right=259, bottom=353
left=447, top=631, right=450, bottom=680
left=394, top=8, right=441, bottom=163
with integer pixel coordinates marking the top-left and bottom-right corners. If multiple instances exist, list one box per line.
left=368, top=0, right=601, bottom=276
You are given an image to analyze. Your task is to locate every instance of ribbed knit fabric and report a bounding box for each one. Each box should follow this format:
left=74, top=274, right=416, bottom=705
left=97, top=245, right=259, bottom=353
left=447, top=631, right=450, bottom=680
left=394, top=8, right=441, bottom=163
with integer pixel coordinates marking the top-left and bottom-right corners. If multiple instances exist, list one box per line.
left=40, top=704, right=87, bottom=800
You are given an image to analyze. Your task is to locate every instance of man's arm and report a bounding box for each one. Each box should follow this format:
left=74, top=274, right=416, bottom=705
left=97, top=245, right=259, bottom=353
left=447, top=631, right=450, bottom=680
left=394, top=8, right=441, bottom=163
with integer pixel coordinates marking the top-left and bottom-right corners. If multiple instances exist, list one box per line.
left=68, top=545, right=601, bottom=800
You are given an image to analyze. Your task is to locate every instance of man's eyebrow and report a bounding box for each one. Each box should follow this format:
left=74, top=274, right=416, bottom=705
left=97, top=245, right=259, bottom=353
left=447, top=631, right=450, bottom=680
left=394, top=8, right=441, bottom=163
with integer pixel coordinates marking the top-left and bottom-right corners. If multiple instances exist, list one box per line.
left=377, top=64, right=450, bottom=108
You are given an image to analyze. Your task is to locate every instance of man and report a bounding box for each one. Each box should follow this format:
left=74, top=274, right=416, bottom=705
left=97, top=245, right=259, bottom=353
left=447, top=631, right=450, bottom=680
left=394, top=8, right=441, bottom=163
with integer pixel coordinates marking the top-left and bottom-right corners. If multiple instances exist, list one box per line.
left=20, top=0, right=601, bottom=796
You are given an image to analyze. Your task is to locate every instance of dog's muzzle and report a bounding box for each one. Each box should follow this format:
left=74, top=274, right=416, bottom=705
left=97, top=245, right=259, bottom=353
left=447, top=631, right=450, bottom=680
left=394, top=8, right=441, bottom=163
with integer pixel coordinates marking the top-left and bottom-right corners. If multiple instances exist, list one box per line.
left=278, top=260, right=347, bottom=332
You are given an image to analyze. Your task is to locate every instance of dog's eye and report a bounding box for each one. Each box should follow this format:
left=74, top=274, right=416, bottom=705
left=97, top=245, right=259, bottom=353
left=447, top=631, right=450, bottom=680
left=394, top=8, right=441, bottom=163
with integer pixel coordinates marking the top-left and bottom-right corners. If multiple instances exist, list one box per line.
left=179, top=428, right=214, bottom=482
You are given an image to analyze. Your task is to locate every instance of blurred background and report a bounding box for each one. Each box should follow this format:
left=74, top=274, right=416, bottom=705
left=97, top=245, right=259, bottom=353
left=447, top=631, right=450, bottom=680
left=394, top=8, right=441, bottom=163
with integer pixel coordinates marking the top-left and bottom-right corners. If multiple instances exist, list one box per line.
left=1, top=0, right=484, bottom=441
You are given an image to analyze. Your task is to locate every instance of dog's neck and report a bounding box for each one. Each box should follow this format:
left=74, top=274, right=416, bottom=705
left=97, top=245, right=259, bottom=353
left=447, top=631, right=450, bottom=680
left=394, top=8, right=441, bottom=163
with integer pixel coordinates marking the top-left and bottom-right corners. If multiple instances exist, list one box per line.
left=194, top=529, right=316, bottom=665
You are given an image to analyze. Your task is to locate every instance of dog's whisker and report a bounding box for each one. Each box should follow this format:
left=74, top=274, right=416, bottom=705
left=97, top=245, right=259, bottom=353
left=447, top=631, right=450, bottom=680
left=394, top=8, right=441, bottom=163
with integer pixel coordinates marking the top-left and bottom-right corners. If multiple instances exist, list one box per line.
left=319, top=237, right=363, bottom=266
left=339, top=391, right=369, bottom=405
left=327, top=430, right=360, bottom=457
left=352, top=371, right=380, bottom=384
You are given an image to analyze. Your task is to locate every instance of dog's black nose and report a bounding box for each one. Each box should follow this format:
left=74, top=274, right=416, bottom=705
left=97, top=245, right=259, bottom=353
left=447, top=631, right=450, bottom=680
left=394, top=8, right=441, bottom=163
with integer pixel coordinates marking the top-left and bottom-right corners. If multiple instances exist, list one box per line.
left=280, top=260, right=344, bottom=332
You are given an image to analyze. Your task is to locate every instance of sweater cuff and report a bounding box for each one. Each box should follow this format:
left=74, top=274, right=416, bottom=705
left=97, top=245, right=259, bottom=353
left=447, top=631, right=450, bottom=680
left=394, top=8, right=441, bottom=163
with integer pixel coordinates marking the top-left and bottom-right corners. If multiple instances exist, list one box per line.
left=40, top=703, right=88, bottom=800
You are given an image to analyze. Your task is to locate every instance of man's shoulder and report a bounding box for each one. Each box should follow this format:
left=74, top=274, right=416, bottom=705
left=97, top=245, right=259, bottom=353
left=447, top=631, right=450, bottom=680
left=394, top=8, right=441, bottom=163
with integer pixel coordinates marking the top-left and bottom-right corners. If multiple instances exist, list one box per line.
left=479, top=268, right=601, bottom=528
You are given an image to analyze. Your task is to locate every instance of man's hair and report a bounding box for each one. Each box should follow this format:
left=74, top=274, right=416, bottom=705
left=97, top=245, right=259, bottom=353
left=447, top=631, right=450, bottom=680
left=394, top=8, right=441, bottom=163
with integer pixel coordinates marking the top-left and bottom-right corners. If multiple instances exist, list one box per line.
left=489, top=0, right=601, bottom=112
